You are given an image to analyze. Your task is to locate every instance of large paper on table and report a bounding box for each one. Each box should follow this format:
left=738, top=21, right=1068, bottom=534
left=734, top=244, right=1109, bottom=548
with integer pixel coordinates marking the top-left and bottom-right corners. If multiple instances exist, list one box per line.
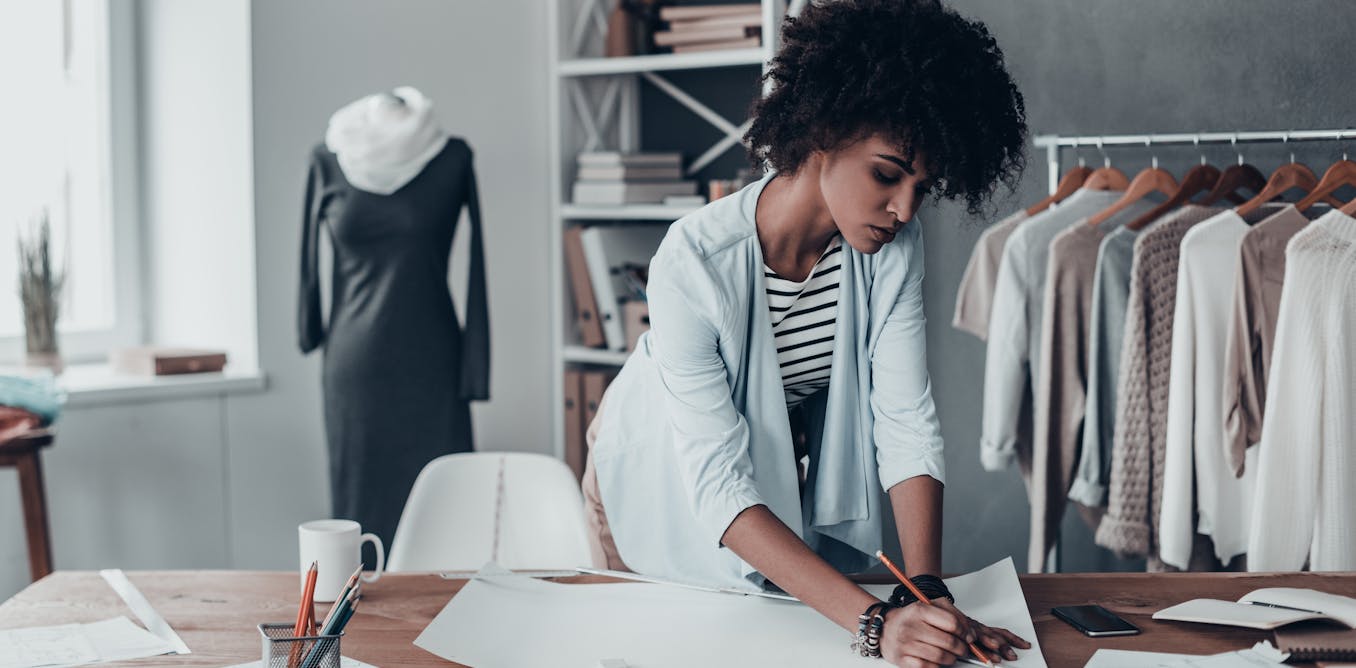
left=415, top=557, right=1046, bottom=667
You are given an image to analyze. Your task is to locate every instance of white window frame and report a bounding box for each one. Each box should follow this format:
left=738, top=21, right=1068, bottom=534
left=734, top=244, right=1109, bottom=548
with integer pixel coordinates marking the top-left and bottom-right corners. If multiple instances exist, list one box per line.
left=0, top=0, right=143, bottom=365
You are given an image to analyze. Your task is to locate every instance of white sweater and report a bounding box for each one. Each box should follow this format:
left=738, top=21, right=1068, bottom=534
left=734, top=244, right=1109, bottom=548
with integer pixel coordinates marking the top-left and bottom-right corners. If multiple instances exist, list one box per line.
left=1159, top=207, right=1283, bottom=569
left=1247, top=210, right=1356, bottom=572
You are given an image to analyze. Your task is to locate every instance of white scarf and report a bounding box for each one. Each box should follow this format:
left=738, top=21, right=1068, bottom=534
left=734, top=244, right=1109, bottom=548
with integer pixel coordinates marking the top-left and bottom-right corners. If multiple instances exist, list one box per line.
left=324, top=86, right=449, bottom=195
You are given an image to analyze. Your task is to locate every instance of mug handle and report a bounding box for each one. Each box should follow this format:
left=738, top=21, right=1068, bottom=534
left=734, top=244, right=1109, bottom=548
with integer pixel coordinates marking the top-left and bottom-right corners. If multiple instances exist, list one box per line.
left=360, top=533, right=385, bottom=583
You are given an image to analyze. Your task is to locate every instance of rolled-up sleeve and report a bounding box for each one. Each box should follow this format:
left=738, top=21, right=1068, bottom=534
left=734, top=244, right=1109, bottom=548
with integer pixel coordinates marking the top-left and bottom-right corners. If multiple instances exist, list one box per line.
left=646, top=249, right=766, bottom=548
left=871, top=229, right=946, bottom=491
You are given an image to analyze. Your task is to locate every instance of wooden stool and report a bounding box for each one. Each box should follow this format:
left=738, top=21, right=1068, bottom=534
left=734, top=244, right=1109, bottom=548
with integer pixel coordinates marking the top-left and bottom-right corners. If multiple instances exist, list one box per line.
left=0, top=429, right=54, bottom=581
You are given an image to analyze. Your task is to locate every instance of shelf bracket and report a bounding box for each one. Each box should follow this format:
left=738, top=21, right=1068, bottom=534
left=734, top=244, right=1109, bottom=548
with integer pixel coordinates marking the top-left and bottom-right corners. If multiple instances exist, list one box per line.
left=567, top=78, right=623, bottom=153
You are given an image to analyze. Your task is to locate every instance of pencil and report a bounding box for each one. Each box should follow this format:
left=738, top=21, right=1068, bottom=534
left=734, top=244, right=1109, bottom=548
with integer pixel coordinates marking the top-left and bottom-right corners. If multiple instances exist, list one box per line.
left=290, top=561, right=319, bottom=668
left=874, top=551, right=995, bottom=667
left=320, top=566, right=363, bottom=630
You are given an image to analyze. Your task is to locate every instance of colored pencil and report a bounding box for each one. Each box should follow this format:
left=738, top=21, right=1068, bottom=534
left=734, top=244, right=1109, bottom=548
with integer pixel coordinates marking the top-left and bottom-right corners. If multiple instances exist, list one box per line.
left=290, top=562, right=318, bottom=667
left=874, top=551, right=995, bottom=667
left=321, top=565, right=363, bottom=630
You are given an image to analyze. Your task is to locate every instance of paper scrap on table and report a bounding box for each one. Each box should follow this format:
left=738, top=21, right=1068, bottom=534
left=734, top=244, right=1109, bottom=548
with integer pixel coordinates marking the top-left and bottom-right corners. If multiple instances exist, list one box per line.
left=0, top=616, right=176, bottom=668
left=1085, top=641, right=1289, bottom=668
left=415, top=556, right=1047, bottom=668
left=222, top=657, right=378, bottom=668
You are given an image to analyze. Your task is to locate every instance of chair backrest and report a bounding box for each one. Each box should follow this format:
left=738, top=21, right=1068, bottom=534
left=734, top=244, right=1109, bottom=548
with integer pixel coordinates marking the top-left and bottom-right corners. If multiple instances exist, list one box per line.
left=387, top=452, right=592, bottom=572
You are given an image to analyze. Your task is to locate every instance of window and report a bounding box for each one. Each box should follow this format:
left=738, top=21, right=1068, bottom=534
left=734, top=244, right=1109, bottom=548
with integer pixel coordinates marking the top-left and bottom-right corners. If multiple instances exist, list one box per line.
left=0, top=0, right=138, bottom=363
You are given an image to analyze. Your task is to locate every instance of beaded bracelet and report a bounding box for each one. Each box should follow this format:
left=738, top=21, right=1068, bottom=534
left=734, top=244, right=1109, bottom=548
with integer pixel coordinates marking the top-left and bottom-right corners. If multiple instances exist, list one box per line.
left=851, top=601, right=893, bottom=658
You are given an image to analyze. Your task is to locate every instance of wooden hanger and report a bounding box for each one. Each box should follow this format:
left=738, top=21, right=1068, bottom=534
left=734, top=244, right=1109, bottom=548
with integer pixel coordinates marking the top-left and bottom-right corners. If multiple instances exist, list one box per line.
left=1201, top=135, right=1268, bottom=206
left=1081, top=139, right=1129, bottom=191
left=1293, top=156, right=1356, bottom=212
left=1200, top=162, right=1267, bottom=205
left=1085, top=158, right=1178, bottom=228
left=1026, top=165, right=1093, bottom=216
left=1234, top=160, right=1321, bottom=217
left=1233, top=133, right=1350, bottom=217
left=1342, top=197, right=1356, bottom=216
left=1124, top=162, right=1220, bottom=231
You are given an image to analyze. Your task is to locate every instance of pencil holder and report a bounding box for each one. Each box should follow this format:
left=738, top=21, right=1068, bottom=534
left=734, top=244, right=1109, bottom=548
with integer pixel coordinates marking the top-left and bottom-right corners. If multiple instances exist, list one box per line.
left=258, top=623, right=343, bottom=668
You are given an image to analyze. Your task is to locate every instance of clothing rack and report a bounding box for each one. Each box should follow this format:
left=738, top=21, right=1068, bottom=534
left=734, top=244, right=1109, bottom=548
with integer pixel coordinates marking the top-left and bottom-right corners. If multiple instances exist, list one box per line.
left=1033, top=129, right=1356, bottom=198
left=1025, top=127, right=1355, bottom=574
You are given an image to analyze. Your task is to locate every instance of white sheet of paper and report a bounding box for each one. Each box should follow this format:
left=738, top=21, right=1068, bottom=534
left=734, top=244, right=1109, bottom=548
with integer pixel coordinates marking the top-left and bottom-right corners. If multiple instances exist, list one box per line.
left=1084, top=649, right=1205, bottom=668
left=221, top=657, right=378, bottom=668
left=414, top=557, right=1046, bottom=668
left=1086, top=641, right=1288, bottom=668
left=0, top=623, right=98, bottom=668
left=0, top=616, right=175, bottom=668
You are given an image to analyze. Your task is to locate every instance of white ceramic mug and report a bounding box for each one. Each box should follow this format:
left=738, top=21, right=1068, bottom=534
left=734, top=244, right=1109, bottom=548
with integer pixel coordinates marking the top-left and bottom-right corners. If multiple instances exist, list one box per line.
left=298, top=519, right=384, bottom=602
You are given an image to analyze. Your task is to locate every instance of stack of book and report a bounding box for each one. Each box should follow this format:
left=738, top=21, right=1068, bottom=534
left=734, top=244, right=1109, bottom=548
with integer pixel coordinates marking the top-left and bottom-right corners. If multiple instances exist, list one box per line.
left=654, top=4, right=763, bottom=54
left=571, top=151, right=698, bottom=205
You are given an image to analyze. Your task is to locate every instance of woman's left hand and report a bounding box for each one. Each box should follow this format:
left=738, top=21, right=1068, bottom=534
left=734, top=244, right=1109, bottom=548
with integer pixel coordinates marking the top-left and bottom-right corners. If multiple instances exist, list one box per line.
left=934, top=599, right=1031, bottom=663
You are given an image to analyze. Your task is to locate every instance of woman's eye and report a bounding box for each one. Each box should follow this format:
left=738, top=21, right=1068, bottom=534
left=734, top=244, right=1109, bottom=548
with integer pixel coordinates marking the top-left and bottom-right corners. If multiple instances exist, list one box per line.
left=873, top=169, right=901, bottom=185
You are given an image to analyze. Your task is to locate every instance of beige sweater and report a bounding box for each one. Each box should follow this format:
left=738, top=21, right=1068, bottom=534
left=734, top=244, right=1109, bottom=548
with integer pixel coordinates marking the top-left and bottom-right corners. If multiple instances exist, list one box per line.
left=1095, top=206, right=1222, bottom=557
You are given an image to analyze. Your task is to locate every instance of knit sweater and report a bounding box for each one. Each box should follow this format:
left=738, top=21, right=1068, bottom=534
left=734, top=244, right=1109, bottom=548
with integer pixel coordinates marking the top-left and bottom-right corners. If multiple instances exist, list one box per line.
left=1094, top=206, right=1223, bottom=557
left=1247, top=210, right=1356, bottom=572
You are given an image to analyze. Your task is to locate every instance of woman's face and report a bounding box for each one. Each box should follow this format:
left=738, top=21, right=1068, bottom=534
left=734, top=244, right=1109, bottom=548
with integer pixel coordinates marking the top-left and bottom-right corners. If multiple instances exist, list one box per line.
left=817, top=134, right=933, bottom=254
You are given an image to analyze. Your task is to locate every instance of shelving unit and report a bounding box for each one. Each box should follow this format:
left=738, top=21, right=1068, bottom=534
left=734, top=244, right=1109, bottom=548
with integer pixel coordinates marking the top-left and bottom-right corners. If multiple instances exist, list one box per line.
left=546, top=0, right=792, bottom=460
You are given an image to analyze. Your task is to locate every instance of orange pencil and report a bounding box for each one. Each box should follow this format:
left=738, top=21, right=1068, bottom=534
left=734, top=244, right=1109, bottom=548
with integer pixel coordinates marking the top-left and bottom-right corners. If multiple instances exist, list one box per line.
left=290, top=562, right=319, bottom=668
left=294, top=562, right=318, bottom=636
left=874, top=551, right=995, bottom=667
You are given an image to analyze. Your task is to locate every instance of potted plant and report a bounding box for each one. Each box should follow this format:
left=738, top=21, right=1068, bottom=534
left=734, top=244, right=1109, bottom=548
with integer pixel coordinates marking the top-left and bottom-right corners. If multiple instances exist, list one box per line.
left=18, top=210, right=64, bottom=374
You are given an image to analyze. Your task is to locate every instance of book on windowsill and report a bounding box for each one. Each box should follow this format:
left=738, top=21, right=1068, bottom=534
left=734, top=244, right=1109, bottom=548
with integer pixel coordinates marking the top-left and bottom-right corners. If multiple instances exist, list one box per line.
left=671, top=36, right=762, bottom=54
left=110, top=346, right=228, bottom=376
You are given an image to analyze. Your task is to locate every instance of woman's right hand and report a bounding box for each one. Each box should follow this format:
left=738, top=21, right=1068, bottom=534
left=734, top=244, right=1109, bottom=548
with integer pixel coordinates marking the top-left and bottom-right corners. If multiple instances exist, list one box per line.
left=878, top=602, right=974, bottom=667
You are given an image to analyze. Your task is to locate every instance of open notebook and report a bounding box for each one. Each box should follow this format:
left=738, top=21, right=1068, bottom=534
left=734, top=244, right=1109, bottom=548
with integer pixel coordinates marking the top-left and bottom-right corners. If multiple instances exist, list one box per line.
left=1156, top=588, right=1356, bottom=662
left=1154, top=588, right=1356, bottom=630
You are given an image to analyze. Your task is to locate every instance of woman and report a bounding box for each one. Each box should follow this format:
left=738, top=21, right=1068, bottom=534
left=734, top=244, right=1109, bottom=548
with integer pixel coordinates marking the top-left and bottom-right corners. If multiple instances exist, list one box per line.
left=581, top=1, right=1028, bottom=665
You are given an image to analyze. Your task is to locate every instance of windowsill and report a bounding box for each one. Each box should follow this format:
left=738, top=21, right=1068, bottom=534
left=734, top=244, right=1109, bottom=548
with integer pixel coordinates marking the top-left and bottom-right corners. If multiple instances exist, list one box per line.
left=50, top=363, right=268, bottom=407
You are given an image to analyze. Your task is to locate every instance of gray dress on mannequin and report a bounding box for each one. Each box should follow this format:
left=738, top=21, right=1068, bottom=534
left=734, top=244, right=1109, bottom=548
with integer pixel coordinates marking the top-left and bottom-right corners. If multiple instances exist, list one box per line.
left=298, top=137, right=489, bottom=554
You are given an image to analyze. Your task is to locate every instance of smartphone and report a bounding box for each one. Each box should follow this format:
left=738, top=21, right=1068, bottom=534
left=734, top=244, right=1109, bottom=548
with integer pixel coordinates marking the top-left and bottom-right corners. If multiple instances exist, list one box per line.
left=1051, top=605, right=1141, bottom=637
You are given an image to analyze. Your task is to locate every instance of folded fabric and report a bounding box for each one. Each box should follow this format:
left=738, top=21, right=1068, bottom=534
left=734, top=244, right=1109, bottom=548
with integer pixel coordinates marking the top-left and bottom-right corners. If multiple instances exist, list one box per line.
left=0, top=373, right=66, bottom=425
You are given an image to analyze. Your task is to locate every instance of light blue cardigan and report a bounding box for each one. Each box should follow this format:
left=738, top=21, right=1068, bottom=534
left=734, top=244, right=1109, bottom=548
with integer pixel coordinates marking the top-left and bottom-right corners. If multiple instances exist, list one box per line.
left=591, top=173, right=945, bottom=590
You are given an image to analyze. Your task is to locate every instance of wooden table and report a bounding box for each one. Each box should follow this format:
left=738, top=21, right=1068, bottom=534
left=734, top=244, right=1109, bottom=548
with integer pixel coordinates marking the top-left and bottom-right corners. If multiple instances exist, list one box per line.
left=2, top=570, right=1353, bottom=666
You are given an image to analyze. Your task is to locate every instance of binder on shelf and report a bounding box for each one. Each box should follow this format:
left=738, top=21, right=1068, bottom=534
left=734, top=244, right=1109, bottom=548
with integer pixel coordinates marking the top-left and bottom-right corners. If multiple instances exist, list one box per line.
left=564, top=226, right=607, bottom=348
left=581, top=370, right=616, bottom=433
left=622, top=301, right=650, bottom=353
left=563, top=369, right=586, bottom=481
left=579, top=224, right=669, bottom=351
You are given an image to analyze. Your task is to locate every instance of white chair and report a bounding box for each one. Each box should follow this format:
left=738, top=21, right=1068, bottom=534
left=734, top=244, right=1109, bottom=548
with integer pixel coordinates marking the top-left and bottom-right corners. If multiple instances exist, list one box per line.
left=386, top=451, right=593, bottom=572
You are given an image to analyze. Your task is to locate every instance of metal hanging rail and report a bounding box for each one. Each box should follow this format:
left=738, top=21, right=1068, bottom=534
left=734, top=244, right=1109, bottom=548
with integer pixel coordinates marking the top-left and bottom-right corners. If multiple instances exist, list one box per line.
left=1032, top=129, right=1356, bottom=196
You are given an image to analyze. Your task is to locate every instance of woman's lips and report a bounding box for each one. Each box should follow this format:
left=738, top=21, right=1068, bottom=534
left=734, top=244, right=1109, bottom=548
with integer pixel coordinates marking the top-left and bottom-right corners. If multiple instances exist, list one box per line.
left=870, top=226, right=896, bottom=243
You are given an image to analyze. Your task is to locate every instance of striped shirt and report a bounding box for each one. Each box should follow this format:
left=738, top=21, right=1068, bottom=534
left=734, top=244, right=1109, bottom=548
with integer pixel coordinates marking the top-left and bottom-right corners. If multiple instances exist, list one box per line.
left=765, top=236, right=842, bottom=408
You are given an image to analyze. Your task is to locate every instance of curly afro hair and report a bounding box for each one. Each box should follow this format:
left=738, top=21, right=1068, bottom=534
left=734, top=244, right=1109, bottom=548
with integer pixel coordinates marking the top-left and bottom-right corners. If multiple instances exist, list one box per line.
left=745, top=0, right=1027, bottom=215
